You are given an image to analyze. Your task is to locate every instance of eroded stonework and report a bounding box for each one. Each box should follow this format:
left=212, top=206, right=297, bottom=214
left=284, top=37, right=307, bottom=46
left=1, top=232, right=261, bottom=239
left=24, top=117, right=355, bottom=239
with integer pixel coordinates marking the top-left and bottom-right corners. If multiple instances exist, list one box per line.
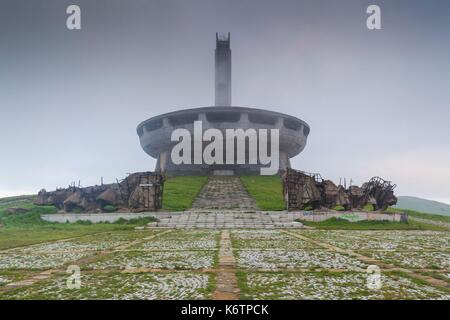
left=35, top=172, right=164, bottom=213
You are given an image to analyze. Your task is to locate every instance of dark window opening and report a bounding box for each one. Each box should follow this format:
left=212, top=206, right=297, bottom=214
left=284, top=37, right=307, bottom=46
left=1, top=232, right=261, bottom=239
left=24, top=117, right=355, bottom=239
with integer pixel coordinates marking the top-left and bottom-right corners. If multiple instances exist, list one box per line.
left=145, top=119, right=163, bottom=132
left=303, top=125, right=310, bottom=136
left=248, top=113, right=276, bottom=125
left=206, top=111, right=240, bottom=122
left=283, top=118, right=302, bottom=131
left=168, top=113, right=198, bottom=125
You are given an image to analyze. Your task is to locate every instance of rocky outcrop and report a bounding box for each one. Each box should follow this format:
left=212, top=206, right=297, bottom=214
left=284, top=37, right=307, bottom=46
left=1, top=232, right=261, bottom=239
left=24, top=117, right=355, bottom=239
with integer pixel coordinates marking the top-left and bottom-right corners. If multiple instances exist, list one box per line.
left=35, top=172, right=164, bottom=213
left=283, top=168, right=397, bottom=211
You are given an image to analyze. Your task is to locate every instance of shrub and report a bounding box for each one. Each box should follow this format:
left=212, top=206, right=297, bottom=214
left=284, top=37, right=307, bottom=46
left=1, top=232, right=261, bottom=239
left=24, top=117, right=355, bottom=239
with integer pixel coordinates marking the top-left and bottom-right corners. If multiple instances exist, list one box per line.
left=103, top=205, right=117, bottom=212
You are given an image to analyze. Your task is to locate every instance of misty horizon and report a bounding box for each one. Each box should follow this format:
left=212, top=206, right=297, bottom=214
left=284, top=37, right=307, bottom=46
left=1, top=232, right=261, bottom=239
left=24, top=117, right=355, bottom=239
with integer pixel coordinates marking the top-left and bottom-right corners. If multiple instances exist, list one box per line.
left=1, top=0, right=450, bottom=204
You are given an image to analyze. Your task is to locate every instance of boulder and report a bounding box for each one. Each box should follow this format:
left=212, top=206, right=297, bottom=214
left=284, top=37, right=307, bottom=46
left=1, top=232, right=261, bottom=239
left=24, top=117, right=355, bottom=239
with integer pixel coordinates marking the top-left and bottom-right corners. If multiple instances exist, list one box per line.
left=97, top=188, right=122, bottom=206
left=63, top=190, right=85, bottom=212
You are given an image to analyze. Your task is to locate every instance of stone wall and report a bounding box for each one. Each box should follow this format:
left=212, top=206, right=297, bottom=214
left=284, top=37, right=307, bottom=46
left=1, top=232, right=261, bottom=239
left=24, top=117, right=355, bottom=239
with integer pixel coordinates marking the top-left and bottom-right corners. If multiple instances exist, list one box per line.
left=296, top=211, right=408, bottom=222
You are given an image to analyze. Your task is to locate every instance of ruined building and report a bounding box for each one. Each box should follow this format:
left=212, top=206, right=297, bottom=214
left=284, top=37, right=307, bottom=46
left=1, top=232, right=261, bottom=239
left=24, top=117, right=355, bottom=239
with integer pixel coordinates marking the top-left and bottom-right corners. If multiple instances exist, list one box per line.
left=283, top=168, right=397, bottom=211
left=35, top=172, right=164, bottom=213
left=136, top=33, right=310, bottom=175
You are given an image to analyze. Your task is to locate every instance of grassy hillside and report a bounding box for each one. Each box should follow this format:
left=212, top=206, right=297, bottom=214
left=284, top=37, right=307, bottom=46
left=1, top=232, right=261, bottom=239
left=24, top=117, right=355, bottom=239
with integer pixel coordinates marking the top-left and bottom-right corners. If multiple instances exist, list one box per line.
left=162, top=176, right=208, bottom=211
left=395, top=196, right=450, bottom=216
left=298, top=217, right=448, bottom=231
left=240, top=175, right=285, bottom=211
left=387, top=207, right=450, bottom=224
left=0, top=195, right=155, bottom=250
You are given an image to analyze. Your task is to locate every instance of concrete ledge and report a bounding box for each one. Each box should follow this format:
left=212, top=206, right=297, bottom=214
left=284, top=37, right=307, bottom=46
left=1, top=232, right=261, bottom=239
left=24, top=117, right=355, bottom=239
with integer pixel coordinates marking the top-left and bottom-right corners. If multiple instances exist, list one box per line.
left=293, top=211, right=408, bottom=222
left=40, top=210, right=407, bottom=225
left=40, top=212, right=158, bottom=223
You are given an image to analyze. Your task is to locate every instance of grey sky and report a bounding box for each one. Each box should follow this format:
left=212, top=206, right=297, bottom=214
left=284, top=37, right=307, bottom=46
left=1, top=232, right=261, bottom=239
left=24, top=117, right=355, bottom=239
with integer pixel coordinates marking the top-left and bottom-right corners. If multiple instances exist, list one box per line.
left=1, top=0, right=449, bottom=203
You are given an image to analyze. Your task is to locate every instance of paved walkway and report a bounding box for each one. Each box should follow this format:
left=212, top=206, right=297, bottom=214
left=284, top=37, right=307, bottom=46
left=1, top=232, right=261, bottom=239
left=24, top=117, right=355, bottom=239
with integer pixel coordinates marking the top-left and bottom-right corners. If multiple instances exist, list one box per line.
left=192, top=177, right=259, bottom=210
left=213, top=230, right=239, bottom=300
left=147, top=211, right=305, bottom=229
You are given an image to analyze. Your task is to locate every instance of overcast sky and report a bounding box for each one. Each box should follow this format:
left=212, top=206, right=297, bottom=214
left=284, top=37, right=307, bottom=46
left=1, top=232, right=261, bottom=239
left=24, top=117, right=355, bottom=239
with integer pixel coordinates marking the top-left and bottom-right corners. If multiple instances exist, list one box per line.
left=1, top=0, right=449, bottom=203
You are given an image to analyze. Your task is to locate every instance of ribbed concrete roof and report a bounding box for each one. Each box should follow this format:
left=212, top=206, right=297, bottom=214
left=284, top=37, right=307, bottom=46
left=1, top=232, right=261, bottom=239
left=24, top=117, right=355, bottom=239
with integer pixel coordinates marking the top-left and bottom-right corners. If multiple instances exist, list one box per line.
left=136, top=106, right=310, bottom=132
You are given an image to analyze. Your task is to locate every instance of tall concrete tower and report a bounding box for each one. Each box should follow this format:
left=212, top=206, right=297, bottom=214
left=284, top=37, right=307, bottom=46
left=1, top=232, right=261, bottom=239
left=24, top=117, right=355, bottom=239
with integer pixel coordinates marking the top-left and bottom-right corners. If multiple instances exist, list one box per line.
left=137, top=34, right=310, bottom=175
left=215, top=32, right=232, bottom=106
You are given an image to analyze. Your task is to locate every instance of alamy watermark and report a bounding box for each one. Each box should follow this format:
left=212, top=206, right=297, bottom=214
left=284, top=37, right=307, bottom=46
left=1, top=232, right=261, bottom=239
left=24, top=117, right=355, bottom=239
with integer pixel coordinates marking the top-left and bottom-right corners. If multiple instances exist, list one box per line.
left=65, top=4, right=381, bottom=31
left=366, top=265, right=382, bottom=290
left=171, top=121, right=280, bottom=175
left=66, top=265, right=81, bottom=289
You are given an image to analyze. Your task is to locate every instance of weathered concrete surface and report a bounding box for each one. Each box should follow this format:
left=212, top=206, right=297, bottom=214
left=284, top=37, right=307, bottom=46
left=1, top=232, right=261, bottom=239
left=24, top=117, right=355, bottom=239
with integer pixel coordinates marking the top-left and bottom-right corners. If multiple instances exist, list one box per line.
left=192, top=176, right=259, bottom=210
left=41, top=210, right=406, bottom=226
left=35, top=172, right=164, bottom=213
left=137, top=106, right=309, bottom=175
left=137, top=35, right=310, bottom=175
left=297, top=211, right=408, bottom=223
left=284, top=168, right=397, bottom=211
left=40, top=212, right=158, bottom=223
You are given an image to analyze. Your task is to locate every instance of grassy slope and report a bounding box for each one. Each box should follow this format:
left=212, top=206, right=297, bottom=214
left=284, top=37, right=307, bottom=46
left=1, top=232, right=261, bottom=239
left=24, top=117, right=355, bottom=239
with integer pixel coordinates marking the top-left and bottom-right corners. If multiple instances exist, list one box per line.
left=162, top=176, right=208, bottom=211
left=240, top=175, right=285, bottom=211
left=298, top=217, right=448, bottom=231
left=387, top=207, right=450, bottom=224
left=395, top=196, right=450, bottom=216
left=0, top=196, right=154, bottom=250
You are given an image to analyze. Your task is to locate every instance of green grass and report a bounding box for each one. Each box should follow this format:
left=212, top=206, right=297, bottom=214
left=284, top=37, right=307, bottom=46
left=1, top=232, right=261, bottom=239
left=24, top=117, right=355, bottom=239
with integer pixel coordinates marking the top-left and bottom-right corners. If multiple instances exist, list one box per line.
left=0, top=223, right=145, bottom=251
left=0, top=196, right=157, bottom=250
left=102, top=204, right=117, bottom=213
left=395, top=196, right=450, bottom=216
left=162, top=176, right=208, bottom=211
left=296, top=217, right=448, bottom=231
left=240, top=175, right=285, bottom=211
left=362, top=203, right=375, bottom=212
left=0, top=194, right=36, bottom=207
left=387, top=207, right=450, bottom=223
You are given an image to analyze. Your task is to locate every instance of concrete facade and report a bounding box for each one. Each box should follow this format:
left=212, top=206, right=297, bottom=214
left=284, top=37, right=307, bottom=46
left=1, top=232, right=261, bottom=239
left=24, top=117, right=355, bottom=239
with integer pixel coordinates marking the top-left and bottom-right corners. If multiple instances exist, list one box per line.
left=137, top=106, right=310, bottom=174
left=136, top=33, right=310, bottom=175
left=215, top=33, right=232, bottom=106
left=41, top=211, right=407, bottom=225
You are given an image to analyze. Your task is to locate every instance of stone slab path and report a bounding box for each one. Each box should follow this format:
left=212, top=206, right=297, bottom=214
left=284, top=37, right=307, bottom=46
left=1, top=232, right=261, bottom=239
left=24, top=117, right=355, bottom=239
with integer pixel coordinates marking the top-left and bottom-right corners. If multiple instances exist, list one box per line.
left=147, top=211, right=305, bottom=229
left=213, top=230, right=239, bottom=300
left=192, top=177, right=259, bottom=210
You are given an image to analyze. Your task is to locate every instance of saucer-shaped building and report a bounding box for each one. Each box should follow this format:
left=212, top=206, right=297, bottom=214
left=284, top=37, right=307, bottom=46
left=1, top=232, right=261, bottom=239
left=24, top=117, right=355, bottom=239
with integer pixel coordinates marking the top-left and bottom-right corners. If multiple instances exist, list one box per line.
left=137, top=33, right=310, bottom=175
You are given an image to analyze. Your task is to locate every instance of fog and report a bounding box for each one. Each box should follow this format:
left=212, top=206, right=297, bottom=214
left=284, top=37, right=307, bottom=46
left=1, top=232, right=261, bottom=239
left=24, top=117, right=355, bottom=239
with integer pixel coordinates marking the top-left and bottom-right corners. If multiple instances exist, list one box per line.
left=0, top=0, right=449, bottom=203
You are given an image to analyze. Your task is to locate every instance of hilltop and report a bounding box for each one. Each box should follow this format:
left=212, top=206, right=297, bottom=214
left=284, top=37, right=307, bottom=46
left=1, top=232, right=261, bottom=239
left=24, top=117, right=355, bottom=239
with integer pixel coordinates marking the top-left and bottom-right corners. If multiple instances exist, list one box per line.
left=395, top=196, right=450, bottom=216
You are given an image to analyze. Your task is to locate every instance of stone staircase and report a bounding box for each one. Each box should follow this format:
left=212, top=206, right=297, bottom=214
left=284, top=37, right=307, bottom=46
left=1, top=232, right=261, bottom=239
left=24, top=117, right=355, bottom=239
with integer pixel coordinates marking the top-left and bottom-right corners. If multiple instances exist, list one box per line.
left=191, top=176, right=259, bottom=210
